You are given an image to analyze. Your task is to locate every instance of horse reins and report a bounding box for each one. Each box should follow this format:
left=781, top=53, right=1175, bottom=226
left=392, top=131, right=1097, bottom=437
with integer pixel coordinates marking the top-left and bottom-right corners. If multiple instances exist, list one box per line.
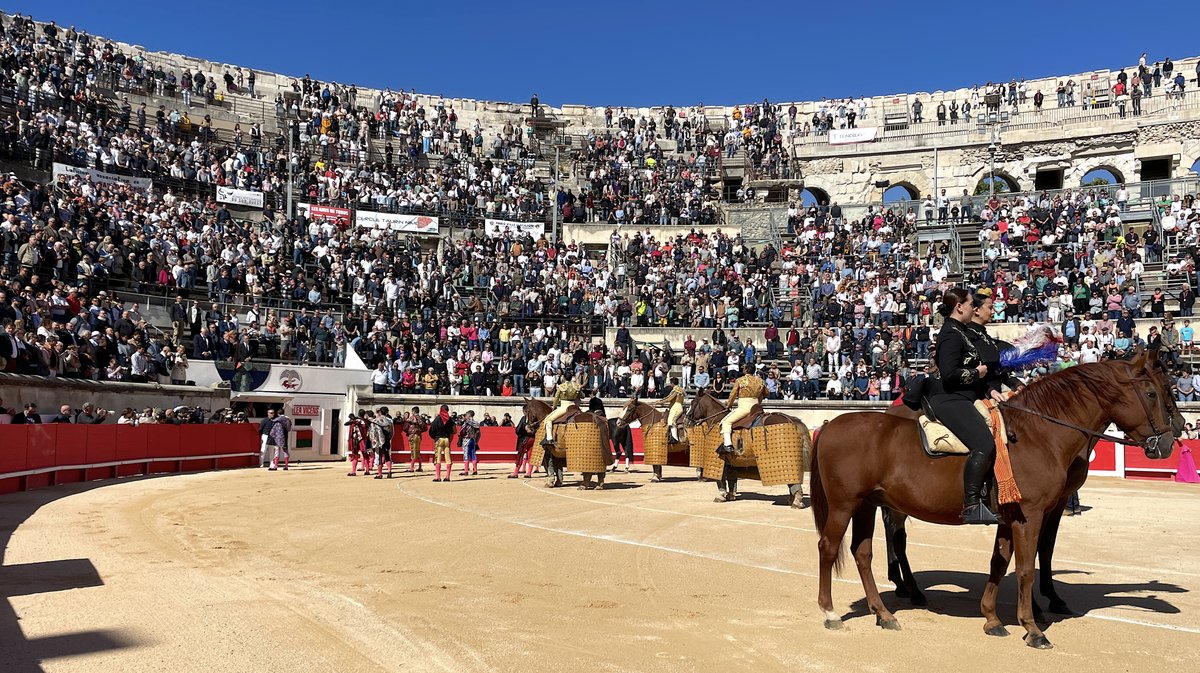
left=999, top=376, right=1171, bottom=452
left=617, top=402, right=724, bottom=429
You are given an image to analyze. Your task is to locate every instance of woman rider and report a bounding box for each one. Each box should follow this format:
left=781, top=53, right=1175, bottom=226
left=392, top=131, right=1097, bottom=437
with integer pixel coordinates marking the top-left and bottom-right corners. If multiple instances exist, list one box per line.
left=931, top=287, right=1007, bottom=525
left=968, top=289, right=1024, bottom=396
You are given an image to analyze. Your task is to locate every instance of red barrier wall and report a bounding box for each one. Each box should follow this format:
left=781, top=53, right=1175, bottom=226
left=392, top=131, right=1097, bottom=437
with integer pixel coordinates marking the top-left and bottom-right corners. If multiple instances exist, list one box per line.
left=0, top=424, right=259, bottom=495
left=1088, top=439, right=1200, bottom=481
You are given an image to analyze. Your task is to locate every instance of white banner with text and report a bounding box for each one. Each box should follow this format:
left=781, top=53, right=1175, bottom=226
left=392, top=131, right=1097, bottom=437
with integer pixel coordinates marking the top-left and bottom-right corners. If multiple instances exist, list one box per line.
left=355, top=211, right=439, bottom=235
left=828, top=127, right=879, bottom=145
left=215, top=186, right=265, bottom=208
left=484, top=218, right=546, bottom=237
left=52, top=163, right=152, bottom=191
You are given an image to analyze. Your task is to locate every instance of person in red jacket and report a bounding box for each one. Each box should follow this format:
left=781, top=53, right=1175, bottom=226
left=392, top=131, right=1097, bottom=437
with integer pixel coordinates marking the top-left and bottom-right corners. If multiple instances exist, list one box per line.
left=344, top=413, right=369, bottom=476
left=764, top=323, right=780, bottom=359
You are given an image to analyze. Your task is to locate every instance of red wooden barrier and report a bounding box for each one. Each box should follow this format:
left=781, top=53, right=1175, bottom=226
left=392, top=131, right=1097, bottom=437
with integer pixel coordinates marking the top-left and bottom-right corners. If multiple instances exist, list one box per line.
left=54, top=425, right=89, bottom=486
left=0, top=425, right=27, bottom=493
left=115, top=426, right=149, bottom=477
left=0, top=424, right=260, bottom=496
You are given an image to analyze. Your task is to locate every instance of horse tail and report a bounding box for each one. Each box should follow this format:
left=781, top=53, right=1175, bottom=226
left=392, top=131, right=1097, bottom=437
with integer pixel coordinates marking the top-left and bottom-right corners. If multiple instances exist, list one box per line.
left=808, top=431, right=843, bottom=575
left=800, top=423, right=813, bottom=474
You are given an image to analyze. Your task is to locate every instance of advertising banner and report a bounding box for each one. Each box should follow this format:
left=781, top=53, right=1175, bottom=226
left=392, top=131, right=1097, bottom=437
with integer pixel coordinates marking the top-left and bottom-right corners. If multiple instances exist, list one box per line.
left=52, top=163, right=152, bottom=191
left=297, top=202, right=352, bottom=227
left=828, top=127, right=879, bottom=145
left=216, top=186, right=265, bottom=208
left=355, top=210, right=439, bottom=235
left=484, top=218, right=546, bottom=237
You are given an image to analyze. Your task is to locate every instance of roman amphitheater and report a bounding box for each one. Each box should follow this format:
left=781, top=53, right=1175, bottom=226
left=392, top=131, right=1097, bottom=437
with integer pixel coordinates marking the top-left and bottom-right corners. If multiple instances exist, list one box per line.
left=1, top=10, right=1198, bottom=672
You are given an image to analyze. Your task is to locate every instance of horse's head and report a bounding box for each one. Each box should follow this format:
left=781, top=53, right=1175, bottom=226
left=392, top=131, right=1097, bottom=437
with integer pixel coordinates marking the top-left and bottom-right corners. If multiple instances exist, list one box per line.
left=616, top=395, right=640, bottom=428
left=522, top=397, right=545, bottom=425
left=1111, top=349, right=1177, bottom=460
left=686, top=390, right=707, bottom=423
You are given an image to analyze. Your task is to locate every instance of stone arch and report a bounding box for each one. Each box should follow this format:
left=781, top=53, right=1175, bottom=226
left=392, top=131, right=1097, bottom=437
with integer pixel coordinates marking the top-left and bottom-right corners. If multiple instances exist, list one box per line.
left=883, top=182, right=920, bottom=204
left=800, top=186, right=830, bottom=207
left=1081, top=165, right=1125, bottom=186
left=974, top=171, right=1020, bottom=195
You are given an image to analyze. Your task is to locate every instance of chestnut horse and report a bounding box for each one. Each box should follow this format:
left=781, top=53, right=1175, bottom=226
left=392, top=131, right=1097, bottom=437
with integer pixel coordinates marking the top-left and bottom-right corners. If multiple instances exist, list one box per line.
left=688, top=390, right=809, bottom=507
left=521, top=398, right=614, bottom=489
left=811, top=351, right=1179, bottom=648
left=615, top=397, right=702, bottom=482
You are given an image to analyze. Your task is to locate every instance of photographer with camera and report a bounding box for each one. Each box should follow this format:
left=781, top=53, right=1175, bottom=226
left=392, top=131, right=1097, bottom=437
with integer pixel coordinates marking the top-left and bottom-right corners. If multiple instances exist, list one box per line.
left=12, top=402, right=42, bottom=424
left=75, top=403, right=111, bottom=424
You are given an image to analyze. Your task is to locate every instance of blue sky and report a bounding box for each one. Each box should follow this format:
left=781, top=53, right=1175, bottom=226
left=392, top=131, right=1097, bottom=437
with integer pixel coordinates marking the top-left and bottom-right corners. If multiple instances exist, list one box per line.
left=8, top=0, right=1197, bottom=107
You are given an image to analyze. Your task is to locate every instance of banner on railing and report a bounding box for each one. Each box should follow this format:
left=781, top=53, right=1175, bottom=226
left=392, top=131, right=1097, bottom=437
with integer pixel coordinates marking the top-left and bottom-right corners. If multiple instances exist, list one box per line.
left=829, top=127, right=879, bottom=145
left=297, top=203, right=352, bottom=227
left=216, top=186, right=264, bottom=208
left=356, top=211, right=439, bottom=235
left=52, top=163, right=152, bottom=191
left=484, top=218, right=546, bottom=238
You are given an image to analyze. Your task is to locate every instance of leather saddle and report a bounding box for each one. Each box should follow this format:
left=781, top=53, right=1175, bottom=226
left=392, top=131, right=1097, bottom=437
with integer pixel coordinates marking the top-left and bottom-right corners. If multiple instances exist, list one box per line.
left=914, top=398, right=1006, bottom=459
left=551, top=404, right=582, bottom=426
left=729, top=404, right=767, bottom=431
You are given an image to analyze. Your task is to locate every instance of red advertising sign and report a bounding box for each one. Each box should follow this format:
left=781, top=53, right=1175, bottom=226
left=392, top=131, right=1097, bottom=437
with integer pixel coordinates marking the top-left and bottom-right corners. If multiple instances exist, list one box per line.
left=299, top=203, right=352, bottom=229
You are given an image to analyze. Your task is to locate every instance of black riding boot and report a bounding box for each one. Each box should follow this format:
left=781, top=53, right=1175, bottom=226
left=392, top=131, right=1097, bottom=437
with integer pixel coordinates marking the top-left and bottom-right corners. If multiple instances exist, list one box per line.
left=961, top=450, right=1000, bottom=525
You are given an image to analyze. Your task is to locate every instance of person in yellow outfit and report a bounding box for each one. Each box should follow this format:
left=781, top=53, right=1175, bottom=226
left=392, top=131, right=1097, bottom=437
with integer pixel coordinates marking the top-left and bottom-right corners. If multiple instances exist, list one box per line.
left=717, top=371, right=767, bottom=455
left=542, top=379, right=582, bottom=446
left=658, top=378, right=686, bottom=444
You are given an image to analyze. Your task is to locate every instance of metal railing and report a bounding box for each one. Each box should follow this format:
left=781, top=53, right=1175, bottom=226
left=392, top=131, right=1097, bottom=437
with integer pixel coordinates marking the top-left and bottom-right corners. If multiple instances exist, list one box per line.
left=794, top=79, right=1200, bottom=154
left=826, top=175, right=1200, bottom=226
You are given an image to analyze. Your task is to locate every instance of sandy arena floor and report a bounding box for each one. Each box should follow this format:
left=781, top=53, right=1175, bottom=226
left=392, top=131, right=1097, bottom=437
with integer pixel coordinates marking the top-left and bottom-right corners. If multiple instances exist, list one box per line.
left=1, top=463, right=1198, bottom=672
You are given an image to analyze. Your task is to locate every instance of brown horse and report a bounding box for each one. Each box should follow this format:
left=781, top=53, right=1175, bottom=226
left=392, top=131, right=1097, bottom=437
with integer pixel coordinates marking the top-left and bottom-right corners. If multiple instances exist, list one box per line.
left=615, top=397, right=701, bottom=482
left=810, top=352, right=1180, bottom=648
left=522, top=398, right=614, bottom=489
left=688, top=390, right=809, bottom=508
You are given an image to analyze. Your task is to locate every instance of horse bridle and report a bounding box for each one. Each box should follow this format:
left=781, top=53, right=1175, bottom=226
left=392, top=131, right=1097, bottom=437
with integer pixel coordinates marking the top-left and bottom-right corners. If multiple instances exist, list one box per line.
left=616, top=404, right=658, bottom=429
left=999, top=374, right=1172, bottom=453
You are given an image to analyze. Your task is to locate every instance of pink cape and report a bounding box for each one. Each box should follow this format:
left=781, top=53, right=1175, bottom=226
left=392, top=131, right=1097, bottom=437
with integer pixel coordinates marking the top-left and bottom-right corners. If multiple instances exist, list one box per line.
left=1176, top=445, right=1200, bottom=484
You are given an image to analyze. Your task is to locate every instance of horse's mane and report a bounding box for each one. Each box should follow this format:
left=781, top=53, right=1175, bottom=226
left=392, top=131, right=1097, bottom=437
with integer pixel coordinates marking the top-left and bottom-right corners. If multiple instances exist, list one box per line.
left=1010, top=360, right=1129, bottom=421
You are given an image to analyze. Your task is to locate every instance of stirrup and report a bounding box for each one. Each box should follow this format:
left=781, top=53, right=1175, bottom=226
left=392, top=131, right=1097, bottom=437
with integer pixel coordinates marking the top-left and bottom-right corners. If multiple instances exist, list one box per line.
left=715, top=444, right=735, bottom=456
left=961, top=502, right=1001, bottom=525
left=667, top=433, right=680, bottom=445
left=541, top=438, right=555, bottom=447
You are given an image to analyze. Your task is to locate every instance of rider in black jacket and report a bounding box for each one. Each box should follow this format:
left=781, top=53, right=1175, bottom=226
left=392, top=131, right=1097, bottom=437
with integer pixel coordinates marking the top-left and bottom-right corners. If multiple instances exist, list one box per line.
left=928, top=287, right=1007, bottom=525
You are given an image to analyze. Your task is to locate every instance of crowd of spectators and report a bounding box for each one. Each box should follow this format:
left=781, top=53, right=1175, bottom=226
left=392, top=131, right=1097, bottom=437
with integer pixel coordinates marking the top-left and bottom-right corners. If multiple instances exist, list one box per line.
left=4, top=8, right=1200, bottom=406
left=0, top=394, right=229, bottom=424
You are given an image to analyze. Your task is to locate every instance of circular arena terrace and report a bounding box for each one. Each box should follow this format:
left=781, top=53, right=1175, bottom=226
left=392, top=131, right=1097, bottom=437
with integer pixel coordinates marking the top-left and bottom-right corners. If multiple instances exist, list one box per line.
left=1, top=7, right=1200, bottom=671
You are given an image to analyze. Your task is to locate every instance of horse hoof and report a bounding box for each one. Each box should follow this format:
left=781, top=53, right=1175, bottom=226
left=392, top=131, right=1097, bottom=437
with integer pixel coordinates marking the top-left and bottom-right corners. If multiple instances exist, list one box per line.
left=984, top=625, right=1010, bottom=637
left=650, top=477, right=661, bottom=483
left=791, top=500, right=808, bottom=510
left=876, top=616, right=902, bottom=631
left=1025, top=634, right=1053, bottom=650
left=713, top=496, right=728, bottom=503
left=909, top=592, right=928, bottom=607
left=894, top=584, right=911, bottom=599
left=1048, top=601, right=1073, bottom=616
left=823, top=619, right=844, bottom=631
